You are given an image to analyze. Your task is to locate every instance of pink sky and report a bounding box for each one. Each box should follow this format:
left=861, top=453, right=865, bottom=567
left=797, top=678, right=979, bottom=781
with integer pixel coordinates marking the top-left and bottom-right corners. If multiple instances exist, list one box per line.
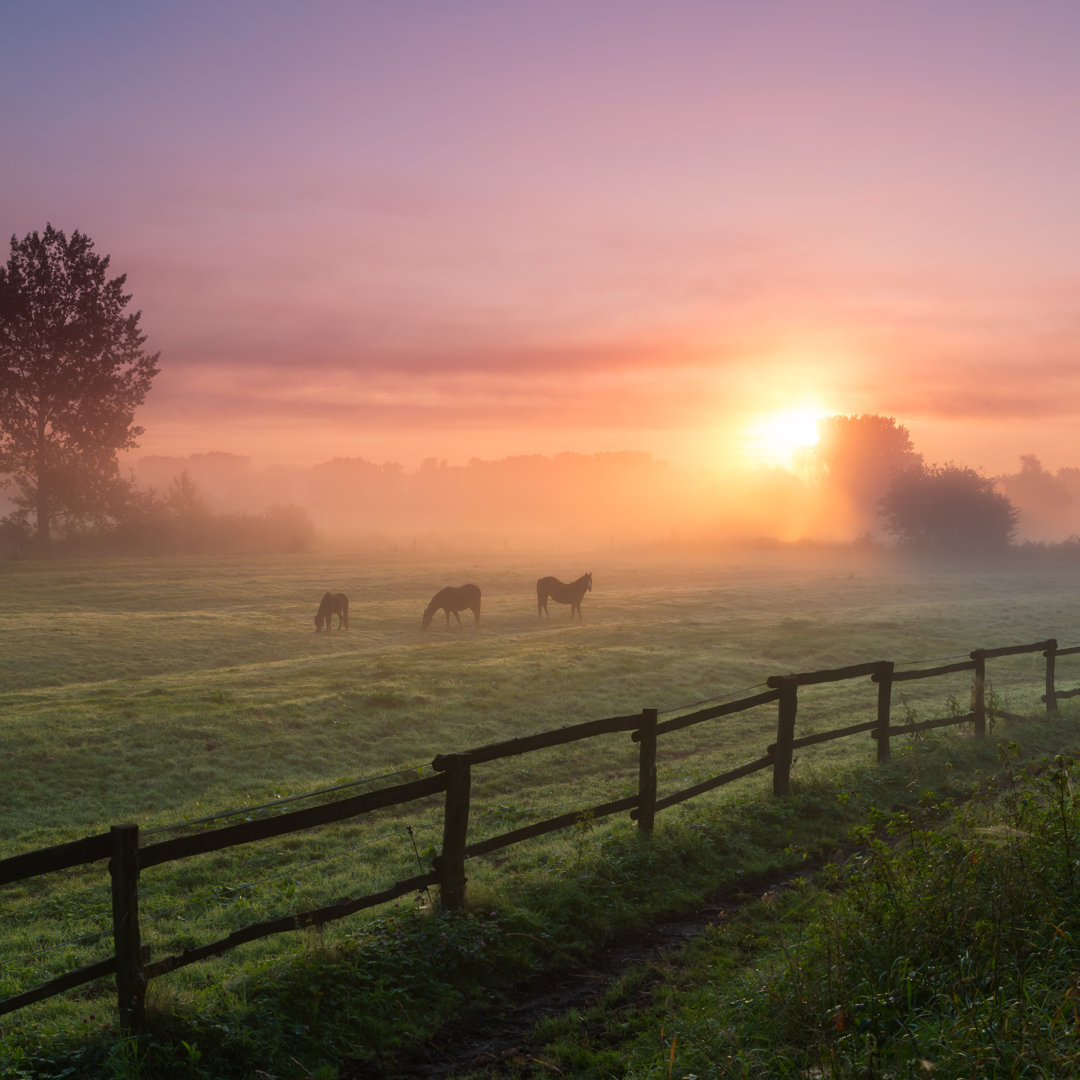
left=4, top=2, right=1080, bottom=479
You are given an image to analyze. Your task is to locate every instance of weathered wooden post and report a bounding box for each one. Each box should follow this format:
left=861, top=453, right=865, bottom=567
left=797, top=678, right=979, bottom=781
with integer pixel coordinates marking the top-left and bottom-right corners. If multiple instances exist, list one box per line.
left=875, top=661, right=894, bottom=763
left=1045, top=639, right=1059, bottom=713
left=434, top=754, right=471, bottom=909
left=636, top=708, right=658, bottom=835
left=970, top=650, right=987, bottom=738
left=109, top=824, right=145, bottom=1030
left=772, top=677, right=798, bottom=797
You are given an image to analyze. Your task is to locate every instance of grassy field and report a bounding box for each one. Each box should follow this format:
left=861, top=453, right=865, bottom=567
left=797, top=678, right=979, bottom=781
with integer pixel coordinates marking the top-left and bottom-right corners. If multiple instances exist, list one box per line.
left=3, top=544, right=1080, bottom=1072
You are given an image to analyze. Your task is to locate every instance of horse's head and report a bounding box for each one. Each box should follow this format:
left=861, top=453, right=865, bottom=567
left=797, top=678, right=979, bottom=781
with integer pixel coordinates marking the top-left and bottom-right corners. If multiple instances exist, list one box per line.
left=586, top=571, right=593, bottom=592
left=314, top=614, right=324, bottom=632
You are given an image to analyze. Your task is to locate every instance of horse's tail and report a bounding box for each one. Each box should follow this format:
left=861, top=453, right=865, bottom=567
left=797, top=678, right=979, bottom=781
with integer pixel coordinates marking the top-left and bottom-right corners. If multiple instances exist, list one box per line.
left=537, top=577, right=549, bottom=616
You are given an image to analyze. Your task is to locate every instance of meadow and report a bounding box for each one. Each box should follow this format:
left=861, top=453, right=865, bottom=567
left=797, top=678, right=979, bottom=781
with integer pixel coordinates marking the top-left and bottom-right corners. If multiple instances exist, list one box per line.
left=3, top=543, right=1080, bottom=1074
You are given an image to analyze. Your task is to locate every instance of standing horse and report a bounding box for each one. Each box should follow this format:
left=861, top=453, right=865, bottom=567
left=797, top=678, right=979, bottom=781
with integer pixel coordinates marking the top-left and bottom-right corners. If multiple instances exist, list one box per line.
left=422, top=584, right=482, bottom=630
left=536, top=572, right=592, bottom=622
left=314, top=591, right=349, bottom=631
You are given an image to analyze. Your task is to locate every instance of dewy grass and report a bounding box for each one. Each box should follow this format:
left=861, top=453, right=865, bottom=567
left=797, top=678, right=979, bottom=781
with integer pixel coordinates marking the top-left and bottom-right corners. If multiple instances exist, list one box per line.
left=4, top=550, right=1080, bottom=1075
left=1, top=716, right=1076, bottom=1078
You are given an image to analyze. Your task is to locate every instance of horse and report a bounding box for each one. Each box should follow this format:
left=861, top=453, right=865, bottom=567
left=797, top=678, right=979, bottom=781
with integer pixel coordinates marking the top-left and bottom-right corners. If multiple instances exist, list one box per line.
left=422, top=584, right=481, bottom=630
left=314, top=591, right=349, bottom=631
left=536, top=572, right=592, bottom=622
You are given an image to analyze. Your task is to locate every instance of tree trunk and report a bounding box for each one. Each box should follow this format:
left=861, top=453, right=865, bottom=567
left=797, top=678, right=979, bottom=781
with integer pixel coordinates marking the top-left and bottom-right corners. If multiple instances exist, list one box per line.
left=35, top=429, right=49, bottom=544
left=35, top=486, right=49, bottom=544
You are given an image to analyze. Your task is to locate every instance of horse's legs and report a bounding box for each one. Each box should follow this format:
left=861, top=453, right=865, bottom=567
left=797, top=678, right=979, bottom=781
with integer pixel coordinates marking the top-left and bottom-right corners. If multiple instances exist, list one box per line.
left=472, top=604, right=480, bottom=626
left=452, top=609, right=463, bottom=628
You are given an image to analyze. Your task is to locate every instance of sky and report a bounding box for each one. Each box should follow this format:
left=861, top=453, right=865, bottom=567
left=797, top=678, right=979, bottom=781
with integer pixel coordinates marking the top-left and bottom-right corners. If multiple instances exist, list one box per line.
left=4, top=1, right=1080, bottom=480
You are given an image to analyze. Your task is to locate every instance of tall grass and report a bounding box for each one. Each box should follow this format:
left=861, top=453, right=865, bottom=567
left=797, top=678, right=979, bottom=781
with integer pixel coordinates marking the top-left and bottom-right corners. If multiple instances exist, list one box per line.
left=507, top=742, right=1080, bottom=1080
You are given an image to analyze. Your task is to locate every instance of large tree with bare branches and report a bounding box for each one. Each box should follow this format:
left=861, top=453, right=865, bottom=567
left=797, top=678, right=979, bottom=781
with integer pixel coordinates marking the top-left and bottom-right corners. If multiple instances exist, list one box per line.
left=0, top=225, right=160, bottom=543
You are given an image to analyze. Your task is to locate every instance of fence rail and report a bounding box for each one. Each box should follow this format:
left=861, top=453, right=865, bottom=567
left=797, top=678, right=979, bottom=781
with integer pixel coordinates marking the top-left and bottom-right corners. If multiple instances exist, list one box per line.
left=2, top=636, right=1078, bottom=1028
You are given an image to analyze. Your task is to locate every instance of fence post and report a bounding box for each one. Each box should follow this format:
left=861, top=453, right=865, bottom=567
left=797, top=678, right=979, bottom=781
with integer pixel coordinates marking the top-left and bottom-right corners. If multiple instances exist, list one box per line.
left=109, top=824, right=145, bottom=1030
left=435, top=755, right=471, bottom=909
left=970, top=650, right=986, bottom=738
left=636, top=708, right=658, bottom=835
left=1045, top=639, right=1059, bottom=713
left=875, top=661, right=894, bottom=763
left=773, top=678, right=798, bottom=796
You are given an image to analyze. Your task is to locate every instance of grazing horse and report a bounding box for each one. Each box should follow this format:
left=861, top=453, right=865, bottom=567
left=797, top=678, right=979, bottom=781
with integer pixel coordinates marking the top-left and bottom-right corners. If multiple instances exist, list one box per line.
left=422, top=584, right=482, bottom=630
left=314, top=591, right=349, bottom=631
left=537, top=572, right=592, bottom=622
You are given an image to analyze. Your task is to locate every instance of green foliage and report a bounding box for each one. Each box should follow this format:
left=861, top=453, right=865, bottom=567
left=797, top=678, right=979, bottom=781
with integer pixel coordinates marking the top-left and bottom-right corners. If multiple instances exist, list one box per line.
left=503, top=750, right=1080, bottom=1080
left=881, top=462, right=1020, bottom=552
left=0, top=225, right=160, bottom=544
left=811, top=413, right=922, bottom=519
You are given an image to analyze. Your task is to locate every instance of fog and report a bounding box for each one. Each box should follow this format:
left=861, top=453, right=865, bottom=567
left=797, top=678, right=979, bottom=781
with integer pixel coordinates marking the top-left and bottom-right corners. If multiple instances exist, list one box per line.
left=127, top=448, right=1080, bottom=553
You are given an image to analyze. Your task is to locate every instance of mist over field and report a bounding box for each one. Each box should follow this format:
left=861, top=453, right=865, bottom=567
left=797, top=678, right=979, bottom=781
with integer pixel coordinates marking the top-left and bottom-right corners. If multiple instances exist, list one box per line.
left=127, top=447, right=1080, bottom=551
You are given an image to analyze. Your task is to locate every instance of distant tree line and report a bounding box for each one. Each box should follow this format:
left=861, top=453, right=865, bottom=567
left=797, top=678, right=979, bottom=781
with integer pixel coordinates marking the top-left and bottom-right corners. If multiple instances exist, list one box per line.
left=112, top=471, right=319, bottom=556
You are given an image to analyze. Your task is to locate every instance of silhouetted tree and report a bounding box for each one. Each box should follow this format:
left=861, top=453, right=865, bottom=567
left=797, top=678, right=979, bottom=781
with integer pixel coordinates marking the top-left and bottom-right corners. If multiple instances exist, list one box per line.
left=810, top=414, right=923, bottom=529
left=880, top=463, right=1019, bottom=551
left=0, top=225, right=159, bottom=543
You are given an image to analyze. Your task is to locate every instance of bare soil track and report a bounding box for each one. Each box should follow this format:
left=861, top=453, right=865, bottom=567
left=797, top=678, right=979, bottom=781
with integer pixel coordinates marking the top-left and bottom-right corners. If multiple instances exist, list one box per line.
left=339, top=870, right=798, bottom=1080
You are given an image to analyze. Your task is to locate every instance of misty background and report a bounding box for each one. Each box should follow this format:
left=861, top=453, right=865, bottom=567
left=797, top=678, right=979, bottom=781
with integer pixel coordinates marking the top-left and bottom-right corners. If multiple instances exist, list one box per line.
left=118, top=442, right=1080, bottom=554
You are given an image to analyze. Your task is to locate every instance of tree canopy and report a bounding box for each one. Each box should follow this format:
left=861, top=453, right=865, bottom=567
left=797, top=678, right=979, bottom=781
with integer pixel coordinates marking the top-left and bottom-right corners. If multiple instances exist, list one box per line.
left=880, top=463, right=1019, bottom=551
left=811, top=413, right=923, bottom=522
left=0, top=225, right=160, bottom=542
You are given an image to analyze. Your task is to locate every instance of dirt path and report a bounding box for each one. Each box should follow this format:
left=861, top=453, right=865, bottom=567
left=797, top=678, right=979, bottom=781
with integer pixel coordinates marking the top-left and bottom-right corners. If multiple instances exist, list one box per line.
left=338, top=873, right=793, bottom=1079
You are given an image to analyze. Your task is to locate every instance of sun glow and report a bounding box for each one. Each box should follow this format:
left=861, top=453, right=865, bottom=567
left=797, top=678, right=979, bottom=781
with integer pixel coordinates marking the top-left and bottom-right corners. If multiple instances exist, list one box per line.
left=742, top=405, right=825, bottom=469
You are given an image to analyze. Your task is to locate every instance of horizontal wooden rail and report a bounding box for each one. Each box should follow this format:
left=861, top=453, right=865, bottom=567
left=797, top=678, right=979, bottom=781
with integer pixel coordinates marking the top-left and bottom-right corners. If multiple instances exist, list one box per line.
left=883, top=713, right=976, bottom=738
left=464, top=796, right=640, bottom=858
left=789, top=719, right=879, bottom=750
left=432, top=713, right=643, bottom=770
left=767, top=660, right=889, bottom=688
left=884, top=660, right=976, bottom=683
left=0, top=833, right=111, bottom=886
left=144, top=871, right=437, bottom=981
left=971, top=640, right=1055, bottom=660
left=649, top=754, right=775, bottom=815
left=652, top=689, right=780, bottom=737
left=0, top=957, right=116, bottom=1018
left=140, top=773, right=447, bottom=870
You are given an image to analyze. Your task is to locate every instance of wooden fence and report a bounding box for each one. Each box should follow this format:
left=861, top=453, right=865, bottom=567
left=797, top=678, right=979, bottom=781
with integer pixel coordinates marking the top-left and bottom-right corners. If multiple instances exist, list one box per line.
left=2, top=637, right=1077, bottom=1029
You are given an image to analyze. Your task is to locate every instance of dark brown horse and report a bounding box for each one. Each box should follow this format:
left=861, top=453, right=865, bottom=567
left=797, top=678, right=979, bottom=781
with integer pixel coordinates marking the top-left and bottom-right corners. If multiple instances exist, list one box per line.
left=422, top=584, right=481, bottom=630
left=536, top=572, right=592, bottom=622
left=314, top=591, right=349, bottom=631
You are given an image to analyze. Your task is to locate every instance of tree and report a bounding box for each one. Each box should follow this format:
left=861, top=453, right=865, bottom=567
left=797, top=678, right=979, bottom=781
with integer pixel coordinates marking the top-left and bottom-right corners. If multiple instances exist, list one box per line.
left=0, top=224, right=160, bottom=543
left=880, top=463, right=1019, bottom=551
left=810, top=414, right=923, bottom=520
left=996, top=455, right=1078, bottom=541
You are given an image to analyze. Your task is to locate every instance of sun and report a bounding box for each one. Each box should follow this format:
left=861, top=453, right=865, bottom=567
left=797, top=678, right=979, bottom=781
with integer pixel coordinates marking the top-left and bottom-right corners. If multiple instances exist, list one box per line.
left=742, top=405, right=825, bottom=469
